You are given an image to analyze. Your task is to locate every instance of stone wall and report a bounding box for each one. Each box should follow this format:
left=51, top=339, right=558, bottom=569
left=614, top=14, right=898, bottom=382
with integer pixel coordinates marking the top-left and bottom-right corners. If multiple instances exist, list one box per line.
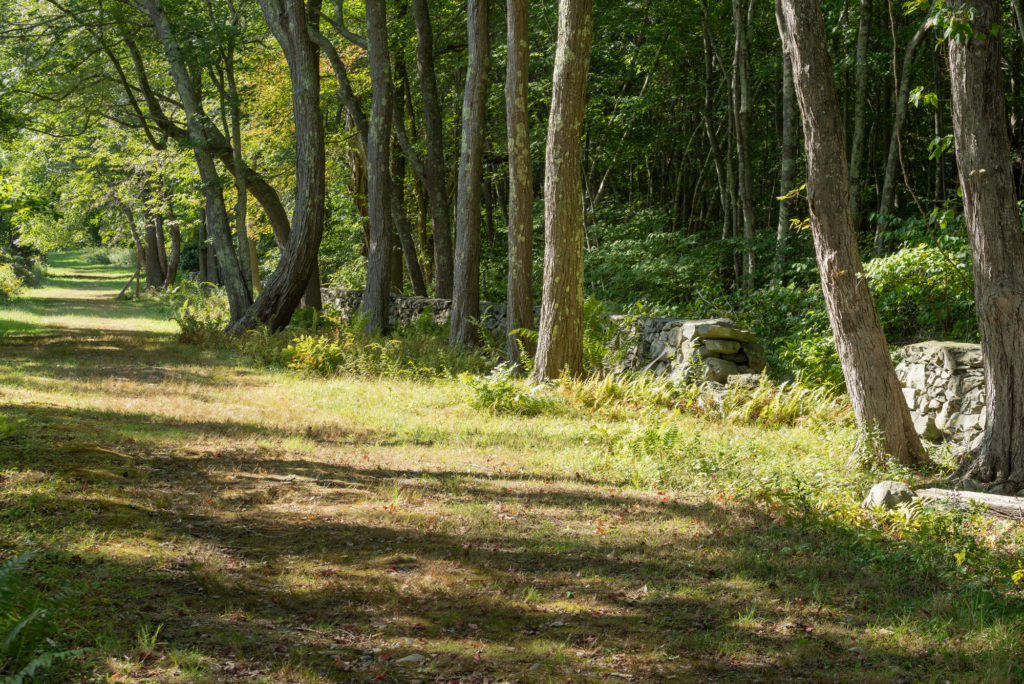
left=895, top=341, right=985, bottom=445
left=320, top=288, right=765, bottom=384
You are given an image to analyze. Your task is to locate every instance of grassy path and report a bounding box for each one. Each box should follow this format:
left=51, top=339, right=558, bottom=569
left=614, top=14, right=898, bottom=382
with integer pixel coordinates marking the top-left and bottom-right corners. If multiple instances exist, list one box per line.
left=0, top=254, right=1020, bottom=683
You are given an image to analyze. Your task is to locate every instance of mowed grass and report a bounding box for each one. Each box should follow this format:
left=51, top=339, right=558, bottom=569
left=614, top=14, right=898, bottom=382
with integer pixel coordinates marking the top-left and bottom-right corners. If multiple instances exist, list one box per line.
left=1, top=253, right=1023, bottom=683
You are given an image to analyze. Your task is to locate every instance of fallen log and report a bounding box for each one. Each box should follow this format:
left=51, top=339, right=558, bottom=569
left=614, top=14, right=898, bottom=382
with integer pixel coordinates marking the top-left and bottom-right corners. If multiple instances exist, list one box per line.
left=916, top=488, right=1024, bottom=519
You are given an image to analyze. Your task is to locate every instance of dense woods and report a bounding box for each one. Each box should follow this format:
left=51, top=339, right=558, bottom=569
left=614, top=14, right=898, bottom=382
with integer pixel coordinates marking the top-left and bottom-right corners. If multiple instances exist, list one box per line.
left=1, top=0, right=1022, bottom=477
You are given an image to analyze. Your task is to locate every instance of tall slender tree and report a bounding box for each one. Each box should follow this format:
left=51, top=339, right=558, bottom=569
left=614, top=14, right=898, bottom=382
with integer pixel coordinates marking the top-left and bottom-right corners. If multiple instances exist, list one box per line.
left=505, top=0, right=534, bottom=367
left=777, top=0, right=925, bottom=466
left=531, top=0, right=593, bottom=381
left=449, top=0, right=489, bottom=348
left=947, top=0, right=1024, bottom=490
left=361, top=0, right=394, bottom=334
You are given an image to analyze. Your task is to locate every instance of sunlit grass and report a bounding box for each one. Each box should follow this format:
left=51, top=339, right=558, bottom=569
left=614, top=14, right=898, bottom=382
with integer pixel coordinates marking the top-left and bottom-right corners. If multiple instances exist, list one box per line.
left=0, top=254, right=1022, bottom=683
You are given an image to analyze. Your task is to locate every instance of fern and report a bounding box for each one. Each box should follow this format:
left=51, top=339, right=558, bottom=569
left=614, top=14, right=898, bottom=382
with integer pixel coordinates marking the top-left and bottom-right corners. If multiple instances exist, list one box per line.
left=0, top=552, right=87, bottom=680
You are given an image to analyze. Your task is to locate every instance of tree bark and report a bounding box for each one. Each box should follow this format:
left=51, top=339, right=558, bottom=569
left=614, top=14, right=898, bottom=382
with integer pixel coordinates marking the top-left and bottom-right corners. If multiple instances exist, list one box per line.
left=162, top=201, right=180, bottom=289
left=411, top=0, right=454, bottom=298
left=145, top=212, right=165, bottom=288
left=449, top=0, right=489, bottom=348
left=948, top=0, right=1024, bottom=489
left=360, top=0, right=394, bottom=334
left=505, top=0, right=534, bottom=367
left=873, top=2, right=934, bottom=254
left=230, top=0, right=326, bottom=333
left=138, top=0, right=252, bottom=320
left=777, top=0, right=925, bottom=466
left=198, top=207, right=209, bottom=283
left=848, top=0, right=871, bottom=229
left=732, top=0, right=756, bottom=287
left=531, top=0, right=593, bottom=381
left=774, top=0, right=797, bottom=279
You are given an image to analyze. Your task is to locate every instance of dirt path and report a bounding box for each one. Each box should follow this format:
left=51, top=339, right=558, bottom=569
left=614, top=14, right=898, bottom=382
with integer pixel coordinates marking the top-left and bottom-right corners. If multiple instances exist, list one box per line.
left=0, top=255, right=1015, bottom=683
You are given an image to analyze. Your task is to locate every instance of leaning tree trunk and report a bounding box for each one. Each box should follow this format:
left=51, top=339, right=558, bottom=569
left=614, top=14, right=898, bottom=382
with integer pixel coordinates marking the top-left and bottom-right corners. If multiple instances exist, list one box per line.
left=777, top=0, right=925, bottom=466
left=230, top=0, right=326, bottom=333
left=531, top=0, right=593, bottom=382
left=139, top=0, right=251, bottom=320
left=505, top=0, right=534, bottom=367
left=948, top=0, right=1024, bottom=490
left=360, top=0, right=394, bottom=334
left=411, top=0, right=454, bottom=298
left=449, top=0, right=489, bottom=348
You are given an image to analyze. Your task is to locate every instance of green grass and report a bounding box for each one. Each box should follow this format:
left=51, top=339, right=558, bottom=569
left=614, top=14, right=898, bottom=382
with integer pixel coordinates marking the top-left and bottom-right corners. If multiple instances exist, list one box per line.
left=1, top=253, right=1023, bottom=682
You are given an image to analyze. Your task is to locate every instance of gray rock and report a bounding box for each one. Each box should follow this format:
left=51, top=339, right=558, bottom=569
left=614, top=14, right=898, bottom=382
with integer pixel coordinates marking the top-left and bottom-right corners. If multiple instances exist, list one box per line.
left=901, top=388, right=917, bottom=408
left=698, top=338, right=742, bottom=355
left=396, top=653, right=428, bottom=664
left=911, top=412, right=943, bottom=442
left=863, top=481, right=917, bottom=510
left=958, top=478, right=984, bottom=492
left=701, top=357, right=739, bottom=384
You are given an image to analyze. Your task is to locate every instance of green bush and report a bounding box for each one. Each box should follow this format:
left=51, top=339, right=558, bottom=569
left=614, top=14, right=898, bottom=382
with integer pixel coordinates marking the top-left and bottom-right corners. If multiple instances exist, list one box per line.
left=278, top=312, right=497, bottom=379
left=866, top=244, right=976, bottom=343
left=81, top=247, right=135, bottom=267
left=0, top=263, right=24, bottom=300
left=0, top=552, right=87, bottom=682
left=168, top=282, right=230, bottom=344
left=468, top=364, right=564, bottom=416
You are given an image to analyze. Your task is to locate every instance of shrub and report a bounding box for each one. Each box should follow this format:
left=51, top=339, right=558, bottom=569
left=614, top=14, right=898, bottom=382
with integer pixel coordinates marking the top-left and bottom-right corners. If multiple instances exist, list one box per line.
left=0, top=552, right=87, bottom=682
left=0, top=263, right=24, bottom=300
left=81, top=247, right=135, bottom=267
left=168, top=282, right=230, bottom=344
left=468, top=364, right=564, bottom=416
left=866, top=244, right=976, bottom=343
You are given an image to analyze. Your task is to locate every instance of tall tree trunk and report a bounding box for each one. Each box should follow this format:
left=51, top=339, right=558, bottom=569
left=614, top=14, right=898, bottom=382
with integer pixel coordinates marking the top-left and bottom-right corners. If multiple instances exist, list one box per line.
left=848, top=0, right=871, bottom=228
left=449, top=0, right=489, bottom=348
left=226, top=49, right=254, bottom=298
left=732, top=0, right=756, bottom=287
left=138, top=0, right=251, bottom=320
left=531, top=0, right=593, bottom=382
left=154, top=211, right=168, bottom=276
left=230, top=0, right=326, bottom=332
left=360, top=0, right=394, bottom=333
left=873, top=1, right=935, bottom=254
left=948, top=0, right=1024, bottom=489
left=391, top=140, right=428, bottom=295
left=411, top=0, right=454, bottom=298
left=145, top=213, right=165, bottom=288
left=506, top=0, right=534, bottom=367
left=777, top=0, right=925, bottom=466
left=198, top=207, right=209, bottom=283
left=774, top=0, right=797, bottom=279
left=162, top=201, right=180, bottom=289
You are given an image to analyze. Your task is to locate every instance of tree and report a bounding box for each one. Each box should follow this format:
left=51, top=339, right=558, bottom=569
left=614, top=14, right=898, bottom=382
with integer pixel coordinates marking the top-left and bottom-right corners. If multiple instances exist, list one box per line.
left=411, top=0, right=454, bottom=298
left=226, top=0, right=326, bottom=333
left=947, top=0, right=1024, bottom=490
left=449, top=0, right=488, bottom=348
left=777, top=0, right=925, bottom=466
left=360, top=0, right=394, bottom=334
left=531, top=0, right=593, bottom=382
left=505, top=0, right=534, bottom=367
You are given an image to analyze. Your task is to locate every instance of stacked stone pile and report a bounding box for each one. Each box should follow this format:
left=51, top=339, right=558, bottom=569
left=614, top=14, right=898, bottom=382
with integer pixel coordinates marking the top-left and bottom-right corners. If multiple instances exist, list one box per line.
left=320, top=288, right=766, bottom=384
left=320, top=288, right=515, bottom=337
left=894, top=341, right=985, bottom=443
left=625, top=317, right=766, bottom=384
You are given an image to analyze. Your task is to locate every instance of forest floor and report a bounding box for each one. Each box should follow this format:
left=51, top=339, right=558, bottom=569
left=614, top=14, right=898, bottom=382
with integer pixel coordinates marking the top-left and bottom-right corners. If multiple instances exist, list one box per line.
left=1, top=254, right=1023, bottom=683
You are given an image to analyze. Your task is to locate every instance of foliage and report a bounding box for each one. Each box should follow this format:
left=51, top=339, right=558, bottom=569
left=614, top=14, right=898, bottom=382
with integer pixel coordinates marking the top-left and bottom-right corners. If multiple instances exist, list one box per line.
left=81, top=247, right=135, bottom=267
left=167, top=282, right=230, bottom=344
left=275, top=312, right=497, bottom=380
left=0, top=552, right=86, bottom=682
left=467, top=364, right=565, bottom=416
left=866, top=243, right=976, bottom=343
left=0, top=262, right=23, bottom=300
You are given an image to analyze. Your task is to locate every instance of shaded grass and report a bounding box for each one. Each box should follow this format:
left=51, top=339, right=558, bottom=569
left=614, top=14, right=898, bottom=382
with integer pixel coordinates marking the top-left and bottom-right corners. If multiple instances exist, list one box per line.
left=0, top=254, right=1022, bottom=682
